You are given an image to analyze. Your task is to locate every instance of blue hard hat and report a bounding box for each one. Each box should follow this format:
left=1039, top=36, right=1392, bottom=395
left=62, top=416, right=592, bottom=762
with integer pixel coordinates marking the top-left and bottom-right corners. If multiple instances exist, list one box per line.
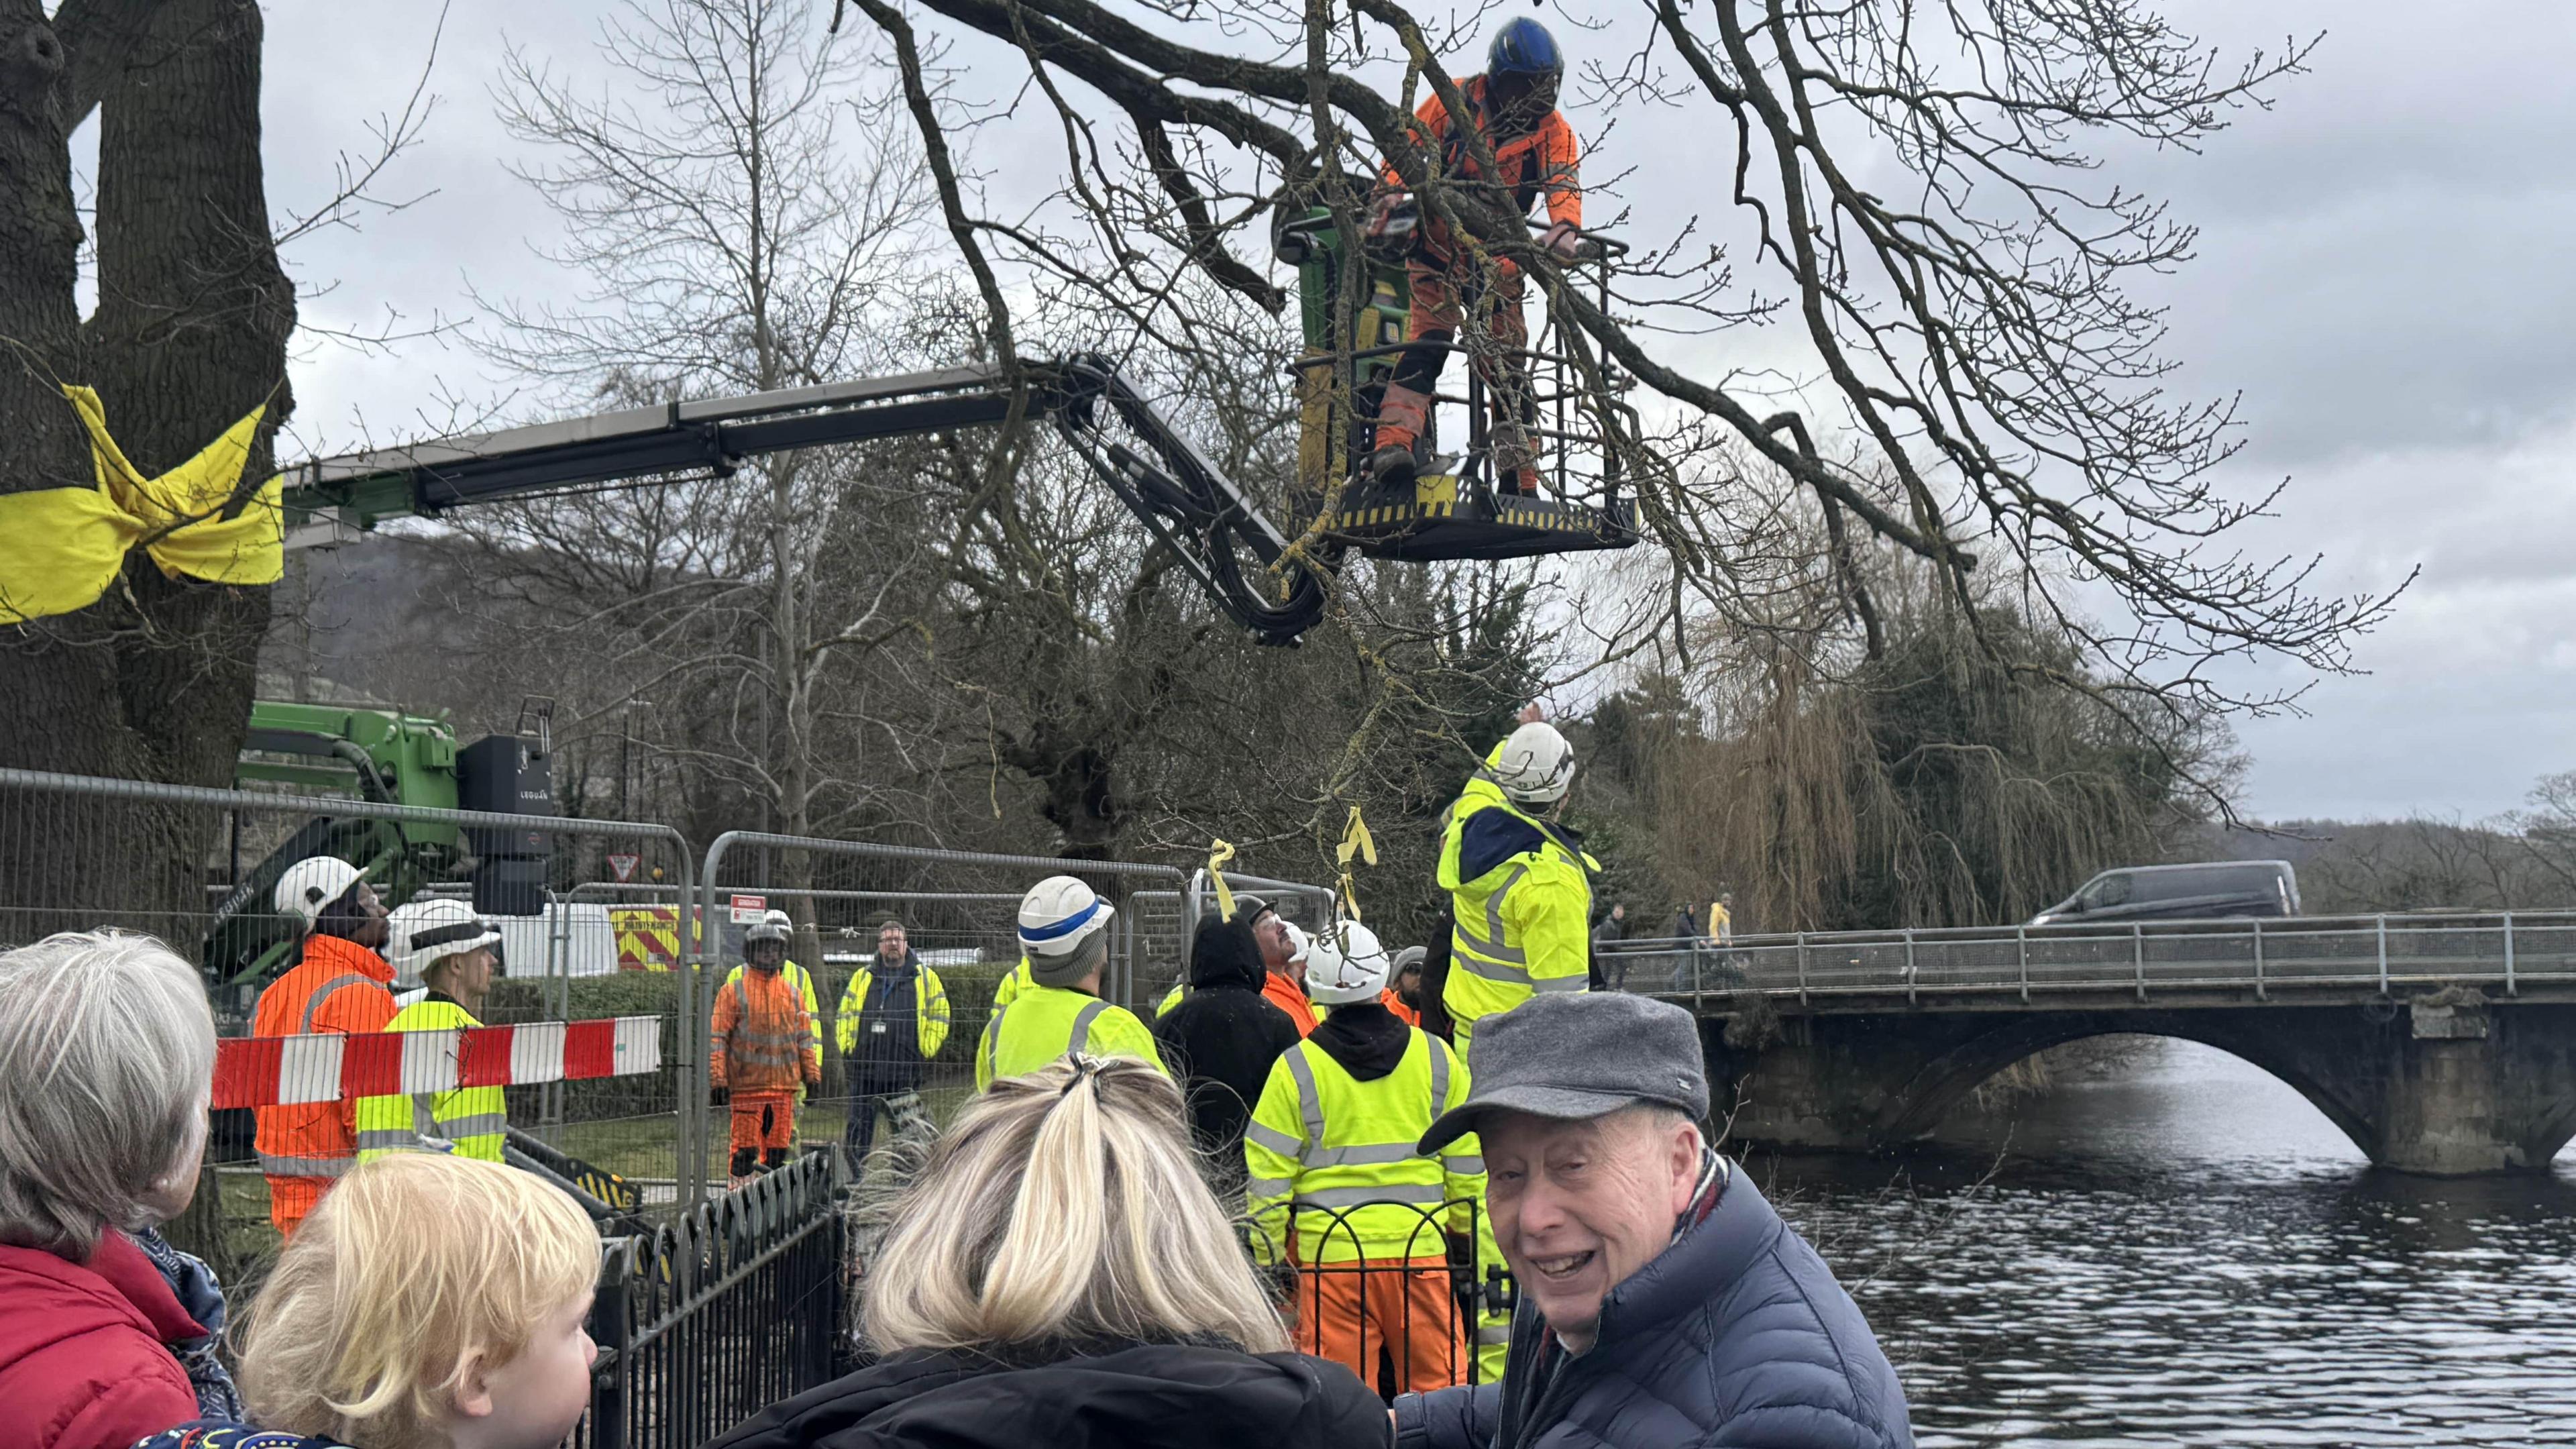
left=1488, top=17, right=1563, bottom=80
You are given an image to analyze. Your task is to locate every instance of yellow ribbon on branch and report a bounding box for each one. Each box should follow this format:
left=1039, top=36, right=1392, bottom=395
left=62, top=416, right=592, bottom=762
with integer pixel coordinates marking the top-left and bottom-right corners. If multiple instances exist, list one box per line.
left=1206, top=839, right=1238, bottom=920
left=1334, top=806, right=1377, bottom=922
left=0, top=386, right=281, bottom=625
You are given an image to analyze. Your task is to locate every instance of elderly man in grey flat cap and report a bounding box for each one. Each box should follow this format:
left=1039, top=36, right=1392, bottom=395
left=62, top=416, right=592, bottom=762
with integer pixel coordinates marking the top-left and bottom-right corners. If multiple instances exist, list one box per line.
left=1396, top=993, right=1913, bottom=1449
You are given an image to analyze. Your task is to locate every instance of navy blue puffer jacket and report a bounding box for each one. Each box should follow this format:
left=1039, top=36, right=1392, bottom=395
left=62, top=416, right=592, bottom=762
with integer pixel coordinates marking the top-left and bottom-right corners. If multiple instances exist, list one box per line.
left=1394, top=1170, right=1913, bottom=1449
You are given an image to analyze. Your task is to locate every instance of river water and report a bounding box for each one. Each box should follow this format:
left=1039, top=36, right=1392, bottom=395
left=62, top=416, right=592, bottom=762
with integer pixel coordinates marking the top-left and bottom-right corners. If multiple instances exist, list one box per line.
left=1752, top=1039, right=2576, bottom=1446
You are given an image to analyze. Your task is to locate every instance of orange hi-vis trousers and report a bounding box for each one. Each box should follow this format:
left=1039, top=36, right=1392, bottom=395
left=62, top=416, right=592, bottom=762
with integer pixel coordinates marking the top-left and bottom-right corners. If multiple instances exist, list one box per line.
left=1295, top=1254, right=1467, bottom=1395
left=730, top=1092, right=798, bottom=1152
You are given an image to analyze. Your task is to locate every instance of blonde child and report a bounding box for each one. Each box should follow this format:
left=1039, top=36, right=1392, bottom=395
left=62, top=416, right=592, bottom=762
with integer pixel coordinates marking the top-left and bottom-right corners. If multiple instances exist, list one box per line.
left=139, top=1153, right=600, bottom=1449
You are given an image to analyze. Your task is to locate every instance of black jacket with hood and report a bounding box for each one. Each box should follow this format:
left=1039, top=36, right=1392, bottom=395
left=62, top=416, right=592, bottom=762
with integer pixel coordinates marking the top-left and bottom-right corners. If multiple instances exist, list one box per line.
left=1154, top=917, right=1302, bottom=1168
left=707, top=1336, right=1393, bottom=1449
left=1303, top=996, right=1411, bottom=1081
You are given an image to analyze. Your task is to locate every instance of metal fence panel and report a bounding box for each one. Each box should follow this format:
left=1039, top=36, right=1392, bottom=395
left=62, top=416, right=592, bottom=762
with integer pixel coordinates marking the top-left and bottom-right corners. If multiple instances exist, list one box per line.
left=697, top=830, right=1336, bottom=1193
left=0, top=767, right=696, bottom=1280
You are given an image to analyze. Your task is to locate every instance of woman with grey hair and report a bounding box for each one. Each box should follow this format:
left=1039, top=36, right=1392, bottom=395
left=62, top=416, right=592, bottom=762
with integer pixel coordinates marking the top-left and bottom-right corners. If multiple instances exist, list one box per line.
left=0, top=930, right=246, bottom=1449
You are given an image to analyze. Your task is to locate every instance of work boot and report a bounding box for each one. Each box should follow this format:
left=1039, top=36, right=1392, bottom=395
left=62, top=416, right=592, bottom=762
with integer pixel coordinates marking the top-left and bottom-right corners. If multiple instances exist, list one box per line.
left=1368, top=383, right=1432, bottom=486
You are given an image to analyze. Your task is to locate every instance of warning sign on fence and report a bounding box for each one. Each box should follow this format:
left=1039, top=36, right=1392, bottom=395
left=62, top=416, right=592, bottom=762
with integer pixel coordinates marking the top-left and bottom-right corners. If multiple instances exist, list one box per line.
left=611, top=906, right=681, bottom=972
left=607, top=852, right=640, bottom=883
left=730, top=893, right=767, bottom=924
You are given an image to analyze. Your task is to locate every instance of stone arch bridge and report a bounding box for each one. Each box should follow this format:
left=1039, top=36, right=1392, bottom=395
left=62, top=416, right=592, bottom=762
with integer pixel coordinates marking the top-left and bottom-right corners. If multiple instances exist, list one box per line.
left=1609, top=913, right=2576, bottom=1175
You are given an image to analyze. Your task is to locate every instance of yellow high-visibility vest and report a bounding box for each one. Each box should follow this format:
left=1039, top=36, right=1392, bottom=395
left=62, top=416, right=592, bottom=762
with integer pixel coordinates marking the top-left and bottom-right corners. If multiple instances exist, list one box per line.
left=973, top=981, right=1165, bottom=1090
left=992, top=956, right=1035, bottom=1009
left=834, top=962, right=952, bottom=1059
left=353, top=998, right=508, bottom=1164
left=1243, top=1030, right=1491, bottom=1263
left=1437, top=762, right=1598, bottom=1057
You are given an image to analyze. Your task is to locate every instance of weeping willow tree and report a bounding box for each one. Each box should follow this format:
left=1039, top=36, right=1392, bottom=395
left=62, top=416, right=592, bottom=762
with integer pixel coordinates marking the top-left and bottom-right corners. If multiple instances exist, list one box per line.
left=1619, top=558, right=2235, bottom=933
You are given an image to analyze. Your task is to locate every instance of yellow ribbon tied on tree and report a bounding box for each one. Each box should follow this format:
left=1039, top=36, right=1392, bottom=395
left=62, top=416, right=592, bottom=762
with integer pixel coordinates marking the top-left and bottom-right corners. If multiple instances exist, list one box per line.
left=0, top=386, right=281, bottom=625
left=1206, top=839, right=1238, bottom=921
left=1335, top=806, right=1377, bottom=922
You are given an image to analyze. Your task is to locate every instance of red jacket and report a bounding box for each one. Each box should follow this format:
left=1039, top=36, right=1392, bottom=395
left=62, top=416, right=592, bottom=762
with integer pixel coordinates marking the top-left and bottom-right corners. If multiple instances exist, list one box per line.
left=0, top=1233, right=204, bottom=1449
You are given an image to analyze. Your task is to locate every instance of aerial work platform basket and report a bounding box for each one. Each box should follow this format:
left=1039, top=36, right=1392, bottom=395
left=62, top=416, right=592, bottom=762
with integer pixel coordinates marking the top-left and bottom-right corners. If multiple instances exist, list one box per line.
left=1275, top=193, right=1643, bottom=567
left=1318, top=476, right=1635, bottom=563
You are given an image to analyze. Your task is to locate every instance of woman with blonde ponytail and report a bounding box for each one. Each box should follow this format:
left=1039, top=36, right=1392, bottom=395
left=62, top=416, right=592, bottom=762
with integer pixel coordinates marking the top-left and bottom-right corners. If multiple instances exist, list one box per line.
left=712, top=1055, right=1391, bottom=1449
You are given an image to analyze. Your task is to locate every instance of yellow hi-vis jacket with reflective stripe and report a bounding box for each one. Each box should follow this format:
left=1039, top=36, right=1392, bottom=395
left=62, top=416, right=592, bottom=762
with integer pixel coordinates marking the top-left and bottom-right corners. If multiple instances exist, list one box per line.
left=833, top=961, right=952, bottom=1059
left=992, top=956, right=1034, bottom=1010
left=1243, top=1029, right=1496, bottom=1268
left=1437, top=767, right=1599, bottom=1055
left=724, top=959, right=822, bottom=1057
left=352, top=997, right=508, bottom=1164
left=973, top=981, right=1167, bottom=1090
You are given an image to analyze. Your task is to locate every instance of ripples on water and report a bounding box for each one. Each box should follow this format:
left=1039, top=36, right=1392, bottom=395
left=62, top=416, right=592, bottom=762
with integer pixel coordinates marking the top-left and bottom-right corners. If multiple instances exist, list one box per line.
left=1747, top=1041, right=2576, bottom=1446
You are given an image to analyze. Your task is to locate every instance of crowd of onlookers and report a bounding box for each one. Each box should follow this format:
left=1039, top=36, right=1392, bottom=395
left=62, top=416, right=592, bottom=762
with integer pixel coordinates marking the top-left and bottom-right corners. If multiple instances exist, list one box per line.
left=0, top=920, right=1911, bottom=1449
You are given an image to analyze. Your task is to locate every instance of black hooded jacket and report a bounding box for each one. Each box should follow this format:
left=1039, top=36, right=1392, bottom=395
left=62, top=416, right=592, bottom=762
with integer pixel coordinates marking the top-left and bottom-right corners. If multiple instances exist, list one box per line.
left=1304, top=998, right=1411, bottom=1081
left=1153, top=916, right=1302, bottom=1169
left=710, top=1337, right=1393, bottom=1449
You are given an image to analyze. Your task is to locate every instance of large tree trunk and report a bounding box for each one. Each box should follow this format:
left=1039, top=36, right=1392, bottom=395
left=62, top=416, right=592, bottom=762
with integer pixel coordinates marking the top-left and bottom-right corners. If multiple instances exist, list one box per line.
left=0, top=0, right=293, bottom=938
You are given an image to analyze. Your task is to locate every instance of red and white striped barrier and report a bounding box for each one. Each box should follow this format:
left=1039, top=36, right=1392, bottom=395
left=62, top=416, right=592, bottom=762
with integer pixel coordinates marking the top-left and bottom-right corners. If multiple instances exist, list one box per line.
left=214, top=1016, right=666, bottom=1110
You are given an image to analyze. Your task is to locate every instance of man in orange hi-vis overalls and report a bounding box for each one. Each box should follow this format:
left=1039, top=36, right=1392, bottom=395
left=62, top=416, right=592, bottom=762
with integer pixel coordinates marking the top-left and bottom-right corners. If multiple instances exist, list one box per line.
left=251, top=856, right=398, bottom=1236
left=1371, top=17, right=1582, bottom=498
left=711, top=913, right=821, bottom=1186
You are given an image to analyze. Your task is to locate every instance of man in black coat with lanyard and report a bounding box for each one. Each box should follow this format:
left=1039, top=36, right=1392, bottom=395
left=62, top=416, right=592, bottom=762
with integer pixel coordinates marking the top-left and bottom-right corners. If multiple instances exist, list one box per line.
left=835, top=918, right=951, bottom=1178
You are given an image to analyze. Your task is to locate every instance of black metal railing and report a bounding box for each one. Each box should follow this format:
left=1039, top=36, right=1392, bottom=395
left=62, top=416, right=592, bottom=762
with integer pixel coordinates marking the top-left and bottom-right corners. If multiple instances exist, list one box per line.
left=1243, top=1198, right=1516, bottom=1399
left=584, top=1150, right=846, bottom=1448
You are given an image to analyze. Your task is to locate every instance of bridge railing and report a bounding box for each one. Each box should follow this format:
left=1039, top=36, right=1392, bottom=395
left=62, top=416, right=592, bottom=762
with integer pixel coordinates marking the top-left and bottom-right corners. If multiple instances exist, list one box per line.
left=1596, top=912, right=2576, bottom=1006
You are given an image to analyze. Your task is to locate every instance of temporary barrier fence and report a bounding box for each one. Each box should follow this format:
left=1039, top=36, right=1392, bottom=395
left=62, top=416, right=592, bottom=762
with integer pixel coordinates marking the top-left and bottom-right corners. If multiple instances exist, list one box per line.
left=0, top=766, right=698, bottom=1269
left=584, top=1150, right=846, bottom=1449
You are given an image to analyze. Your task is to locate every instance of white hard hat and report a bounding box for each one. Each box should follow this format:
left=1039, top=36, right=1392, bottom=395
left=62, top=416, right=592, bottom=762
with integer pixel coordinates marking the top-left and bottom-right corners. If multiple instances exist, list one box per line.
left=274, top=857, right=364, bottom=932
left=385, top=898, right=502, bottom=989
left=1018, top=875, right=1114, bottom=961
left=762, top=908, right=794, bottom=930
left=1491, top=721, right=1575, bottom=806
left=1305, top=920, right=1392, bottom=1005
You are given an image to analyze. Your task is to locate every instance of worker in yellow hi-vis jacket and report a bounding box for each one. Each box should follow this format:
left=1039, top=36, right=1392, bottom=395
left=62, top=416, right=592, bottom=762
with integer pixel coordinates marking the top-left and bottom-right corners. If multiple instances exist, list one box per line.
left=1437, top=720, right=1599, bottom=1058
left=355, top=899, right=508, bottom=1165
left=975, top=877, right=1165, bottom=1089
left=1247, top=922, right=1507, bottom=1390
left=835, top=917, right=951, bottom=1177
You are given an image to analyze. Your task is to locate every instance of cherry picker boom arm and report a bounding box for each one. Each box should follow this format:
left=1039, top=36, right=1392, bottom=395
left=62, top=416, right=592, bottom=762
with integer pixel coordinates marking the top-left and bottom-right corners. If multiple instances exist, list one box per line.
left=283, top=354, right=1333, bottom=645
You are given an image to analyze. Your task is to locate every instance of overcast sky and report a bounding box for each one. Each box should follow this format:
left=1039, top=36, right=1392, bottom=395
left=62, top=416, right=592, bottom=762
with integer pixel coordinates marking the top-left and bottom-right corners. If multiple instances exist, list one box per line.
left=204, top=0, right=2576, bottom=825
